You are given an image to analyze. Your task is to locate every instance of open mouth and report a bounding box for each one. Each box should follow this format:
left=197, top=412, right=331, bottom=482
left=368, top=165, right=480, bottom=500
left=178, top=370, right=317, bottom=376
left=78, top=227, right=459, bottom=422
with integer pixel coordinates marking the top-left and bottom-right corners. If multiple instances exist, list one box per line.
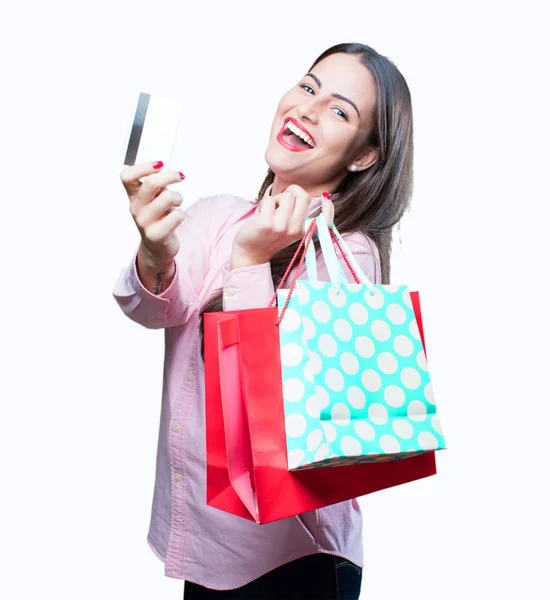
left=277, top=118, right=316, bottom=152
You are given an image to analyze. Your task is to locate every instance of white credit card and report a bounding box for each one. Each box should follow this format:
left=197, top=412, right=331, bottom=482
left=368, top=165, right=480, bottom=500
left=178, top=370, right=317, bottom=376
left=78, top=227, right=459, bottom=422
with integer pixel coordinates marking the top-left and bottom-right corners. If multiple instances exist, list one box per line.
left=123, top=92, right=183, bottom=169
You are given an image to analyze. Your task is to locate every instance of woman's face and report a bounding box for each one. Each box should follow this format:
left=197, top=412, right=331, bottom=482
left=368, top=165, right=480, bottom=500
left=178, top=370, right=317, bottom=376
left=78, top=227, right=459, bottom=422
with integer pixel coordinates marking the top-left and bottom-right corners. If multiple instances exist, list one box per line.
left=265, top=53, right=377, bottom=187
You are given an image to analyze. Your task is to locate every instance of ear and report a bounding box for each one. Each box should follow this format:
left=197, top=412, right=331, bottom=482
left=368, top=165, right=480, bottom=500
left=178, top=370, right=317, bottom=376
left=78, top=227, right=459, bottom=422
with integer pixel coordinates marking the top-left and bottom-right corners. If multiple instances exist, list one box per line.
left=349, top=146, right=380, bottom=172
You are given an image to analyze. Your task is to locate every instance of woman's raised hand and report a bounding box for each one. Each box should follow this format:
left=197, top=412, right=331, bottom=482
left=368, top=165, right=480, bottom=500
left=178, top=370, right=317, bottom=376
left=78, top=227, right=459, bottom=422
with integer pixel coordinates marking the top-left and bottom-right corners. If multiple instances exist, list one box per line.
left=231, top=185, right=333, bottom=269
left=119, top=162, right=186, bottom=266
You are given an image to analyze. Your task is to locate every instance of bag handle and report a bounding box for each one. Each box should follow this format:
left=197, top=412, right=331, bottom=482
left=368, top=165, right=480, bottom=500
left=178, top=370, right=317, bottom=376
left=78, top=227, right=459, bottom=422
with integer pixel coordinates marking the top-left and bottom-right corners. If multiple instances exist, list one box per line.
left=316, top=215, right=376, bottom=294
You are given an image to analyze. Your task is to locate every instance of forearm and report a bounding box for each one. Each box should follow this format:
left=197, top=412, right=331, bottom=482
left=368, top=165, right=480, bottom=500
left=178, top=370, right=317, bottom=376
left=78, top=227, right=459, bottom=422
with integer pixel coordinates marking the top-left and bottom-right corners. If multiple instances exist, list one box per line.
left=136, top=242, right=176, bottom=295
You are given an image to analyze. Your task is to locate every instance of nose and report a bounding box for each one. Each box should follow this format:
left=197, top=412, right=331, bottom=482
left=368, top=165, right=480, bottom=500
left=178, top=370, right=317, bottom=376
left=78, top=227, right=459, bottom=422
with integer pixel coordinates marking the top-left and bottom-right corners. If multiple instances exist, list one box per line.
left=296, top=98, right=320, bottom=125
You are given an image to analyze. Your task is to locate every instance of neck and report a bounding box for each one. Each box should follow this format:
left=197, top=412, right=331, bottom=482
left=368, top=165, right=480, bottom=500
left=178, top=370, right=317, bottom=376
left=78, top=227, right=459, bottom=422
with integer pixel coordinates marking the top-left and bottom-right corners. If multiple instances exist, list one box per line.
left=271, top=172, right=347, bottom=198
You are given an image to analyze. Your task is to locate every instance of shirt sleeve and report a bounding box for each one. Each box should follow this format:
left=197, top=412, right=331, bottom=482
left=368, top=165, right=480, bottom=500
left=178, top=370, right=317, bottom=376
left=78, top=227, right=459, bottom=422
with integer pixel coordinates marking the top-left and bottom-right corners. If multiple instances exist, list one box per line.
left=112, top=195, right=217, bottom=329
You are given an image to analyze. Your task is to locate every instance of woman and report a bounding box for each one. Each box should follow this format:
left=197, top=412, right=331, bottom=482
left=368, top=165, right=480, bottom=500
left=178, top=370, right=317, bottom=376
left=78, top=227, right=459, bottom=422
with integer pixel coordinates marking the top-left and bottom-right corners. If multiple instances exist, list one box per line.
left=114, top=42, right=413, bottom=598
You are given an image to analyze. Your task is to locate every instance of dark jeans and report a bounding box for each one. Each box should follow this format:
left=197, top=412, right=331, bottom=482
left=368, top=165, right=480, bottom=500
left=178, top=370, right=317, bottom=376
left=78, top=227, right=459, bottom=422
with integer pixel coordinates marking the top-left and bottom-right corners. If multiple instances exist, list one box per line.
left=183, top=553, right=362, bottom=599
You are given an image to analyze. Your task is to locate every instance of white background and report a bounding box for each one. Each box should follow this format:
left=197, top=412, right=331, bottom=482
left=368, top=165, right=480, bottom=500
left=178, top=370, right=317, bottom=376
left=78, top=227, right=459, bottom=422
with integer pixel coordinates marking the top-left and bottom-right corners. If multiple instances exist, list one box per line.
left=1, top=1, right=549, bottom=598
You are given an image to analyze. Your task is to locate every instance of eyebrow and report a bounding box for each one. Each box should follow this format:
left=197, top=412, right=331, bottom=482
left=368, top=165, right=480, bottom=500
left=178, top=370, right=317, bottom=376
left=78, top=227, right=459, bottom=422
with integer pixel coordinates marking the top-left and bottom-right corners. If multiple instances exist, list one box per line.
left=304, top=72, right=361, bottom=118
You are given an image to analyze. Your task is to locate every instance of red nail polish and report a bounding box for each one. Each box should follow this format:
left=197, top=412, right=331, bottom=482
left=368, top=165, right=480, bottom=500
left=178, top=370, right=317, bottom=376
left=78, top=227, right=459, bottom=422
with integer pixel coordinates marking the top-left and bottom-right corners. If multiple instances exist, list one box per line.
left=322, top=192, right=332, bottom=200
left=152, top=161, right=163, bottom=169
left=179, top=172, right=185, bottom=180
left=281, top=187, right=288, bottom=192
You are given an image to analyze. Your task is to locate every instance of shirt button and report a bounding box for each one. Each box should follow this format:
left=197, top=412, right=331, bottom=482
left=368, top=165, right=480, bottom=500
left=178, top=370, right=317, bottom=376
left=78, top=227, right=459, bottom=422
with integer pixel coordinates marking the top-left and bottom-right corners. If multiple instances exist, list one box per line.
left=174, top=472, right=182, bottom=482
left=173, top=423, right=181, bottom=433
left=186, top=372, right=193, bottom=381
left=225, top=287, right=235, bottom=297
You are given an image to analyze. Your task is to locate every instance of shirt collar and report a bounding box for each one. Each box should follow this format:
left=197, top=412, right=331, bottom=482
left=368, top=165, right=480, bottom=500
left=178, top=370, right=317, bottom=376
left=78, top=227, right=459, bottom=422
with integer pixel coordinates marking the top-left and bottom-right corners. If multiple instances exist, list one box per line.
left=255, top=183, right=336, bottom=217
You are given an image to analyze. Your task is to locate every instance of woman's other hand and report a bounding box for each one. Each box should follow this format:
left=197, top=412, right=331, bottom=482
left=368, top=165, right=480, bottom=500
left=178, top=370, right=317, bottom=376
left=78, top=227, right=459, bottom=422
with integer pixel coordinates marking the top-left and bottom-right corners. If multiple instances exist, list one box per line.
left=231, top=185, right=333, bottom=269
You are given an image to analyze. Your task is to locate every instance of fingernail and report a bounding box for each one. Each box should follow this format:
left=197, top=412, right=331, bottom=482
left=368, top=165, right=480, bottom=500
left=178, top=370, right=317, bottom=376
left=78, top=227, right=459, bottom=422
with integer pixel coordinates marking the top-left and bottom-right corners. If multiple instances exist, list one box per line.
left=179, top=172, right=185, bottom=180
left=152, top=161, right=164, bottom=169
left=281, top=187, right=288, bottom=192
left=322, top=192, right=332, bottom=200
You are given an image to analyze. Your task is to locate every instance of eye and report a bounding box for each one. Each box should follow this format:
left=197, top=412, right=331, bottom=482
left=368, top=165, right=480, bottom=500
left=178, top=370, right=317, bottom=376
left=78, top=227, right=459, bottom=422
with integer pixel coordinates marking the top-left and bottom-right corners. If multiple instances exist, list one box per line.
left=300, top=83, right=349, bottom=121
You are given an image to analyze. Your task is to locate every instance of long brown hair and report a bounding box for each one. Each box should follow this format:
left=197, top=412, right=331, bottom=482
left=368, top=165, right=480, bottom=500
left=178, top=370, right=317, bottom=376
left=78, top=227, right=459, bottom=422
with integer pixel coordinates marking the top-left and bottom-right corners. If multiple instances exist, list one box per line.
left=199, top=42, right=414, bottom=354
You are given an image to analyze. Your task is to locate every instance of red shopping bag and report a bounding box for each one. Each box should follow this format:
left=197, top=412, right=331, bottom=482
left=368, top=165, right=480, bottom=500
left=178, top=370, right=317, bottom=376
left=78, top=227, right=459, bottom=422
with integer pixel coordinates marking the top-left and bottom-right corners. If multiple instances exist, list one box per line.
left=204, top=290, right=436, bottom=525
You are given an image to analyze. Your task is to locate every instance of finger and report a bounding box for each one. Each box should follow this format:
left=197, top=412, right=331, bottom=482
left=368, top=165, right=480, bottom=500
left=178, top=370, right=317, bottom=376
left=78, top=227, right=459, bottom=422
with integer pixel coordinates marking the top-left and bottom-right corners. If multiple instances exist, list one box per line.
left=143, top=209, right=186, bottom=245
left=321, top=192, right=335, bottom=227
left=128, top=168, right=185, bottom=213
left=120, top=160, right=166, bottom=197
left=273, top=192, right=296, bottom=231
left=135, top=190, right=183, bottom=230
left=285, top=185, right=311, bottom=233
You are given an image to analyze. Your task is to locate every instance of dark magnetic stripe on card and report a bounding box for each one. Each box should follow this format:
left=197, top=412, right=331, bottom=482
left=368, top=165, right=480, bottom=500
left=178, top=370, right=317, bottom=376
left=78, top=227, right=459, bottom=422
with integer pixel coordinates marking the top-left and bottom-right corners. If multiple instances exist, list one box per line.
left=124, top=92, right=150, bottom=166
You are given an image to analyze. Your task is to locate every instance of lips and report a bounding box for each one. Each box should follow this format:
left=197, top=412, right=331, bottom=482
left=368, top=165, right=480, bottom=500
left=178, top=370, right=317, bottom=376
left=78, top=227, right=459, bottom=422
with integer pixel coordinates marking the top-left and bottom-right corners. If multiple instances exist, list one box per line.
left=277, top=118, right=316, bottom=153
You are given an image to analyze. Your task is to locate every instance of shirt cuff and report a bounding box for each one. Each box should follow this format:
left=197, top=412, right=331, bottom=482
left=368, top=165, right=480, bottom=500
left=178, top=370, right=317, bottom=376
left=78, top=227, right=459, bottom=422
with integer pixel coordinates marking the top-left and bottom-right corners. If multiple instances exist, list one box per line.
left=221, top=261, right=275, bottom=311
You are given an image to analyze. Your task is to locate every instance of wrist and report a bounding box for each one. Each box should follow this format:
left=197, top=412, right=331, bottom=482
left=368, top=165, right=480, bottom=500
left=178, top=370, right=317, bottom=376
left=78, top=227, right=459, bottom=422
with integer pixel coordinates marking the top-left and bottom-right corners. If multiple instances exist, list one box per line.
left=138, top=241, right=175, bottom=271
left=230, top=245, right=269, bottom=270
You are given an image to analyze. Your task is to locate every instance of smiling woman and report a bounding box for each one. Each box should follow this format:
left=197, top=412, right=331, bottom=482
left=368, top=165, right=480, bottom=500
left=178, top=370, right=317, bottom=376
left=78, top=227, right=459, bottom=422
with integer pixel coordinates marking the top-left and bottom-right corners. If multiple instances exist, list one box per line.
left=114, top=41, right=415, bottom=599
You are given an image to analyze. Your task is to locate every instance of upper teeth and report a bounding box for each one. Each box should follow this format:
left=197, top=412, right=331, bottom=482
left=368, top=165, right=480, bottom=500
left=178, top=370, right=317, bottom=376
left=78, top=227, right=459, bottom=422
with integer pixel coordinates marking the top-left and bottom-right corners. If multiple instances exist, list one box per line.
left=286, top=121, right=315, bottom=147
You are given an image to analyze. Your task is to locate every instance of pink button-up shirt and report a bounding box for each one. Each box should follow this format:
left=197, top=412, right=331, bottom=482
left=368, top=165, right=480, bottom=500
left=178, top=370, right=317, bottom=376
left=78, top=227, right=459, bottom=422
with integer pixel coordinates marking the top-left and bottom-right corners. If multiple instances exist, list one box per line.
left=112, top=183, right=381, bottom=590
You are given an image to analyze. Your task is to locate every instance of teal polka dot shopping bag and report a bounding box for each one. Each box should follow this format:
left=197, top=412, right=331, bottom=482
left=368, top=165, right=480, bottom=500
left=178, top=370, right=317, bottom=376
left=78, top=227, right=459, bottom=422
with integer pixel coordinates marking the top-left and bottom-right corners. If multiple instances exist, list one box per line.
left=276, top=215, right=447, bottom=472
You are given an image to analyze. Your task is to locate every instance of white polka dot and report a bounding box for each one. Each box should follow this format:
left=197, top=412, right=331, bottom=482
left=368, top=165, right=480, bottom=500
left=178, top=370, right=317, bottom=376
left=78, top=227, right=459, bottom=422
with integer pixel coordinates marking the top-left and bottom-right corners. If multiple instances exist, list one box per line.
left=380, top=434, right=401, bottom=453
left=371, top=319, right=391, bottom=341
left=365, top=288, right=385, bottom=309
left=321, top=421, right=337, bottom=443
left=354, top=421, right=375, bottom=441
left=278, top=289, right=289, bottom=301
left=283, top=379, right=305, bottom=402
left=286, top=414, right=307, bottom=438
left=384, top=385, right=406, bottom=408
left=367, top=451, right=379, bottom=456
left=368, top=402, right=388, bottom=425
left=341, top=352, right=359, bottom=375
left=334, top=318, right=353, bottom=341
left=377, top=352, right=398, bottom=374
left=393, top=335, right=414, bottom=357
left=349, top=303, right=369, bottom=325
left=281, top=343, right=304, bottom=367
left=362, top=369, right=381, bottom=392
left=280, top=308, right=301, bottom=332
left=328, top=286, right=347, bottom=308
left=302, top=316, right=316, bottom=341
left=383, top=285, right=400, bottom=293
left=315, top=386, right=330, bottom=410
left=418, top=431, right=439, bottom=450
left=312, top=300, right=332, bottom=323
left=355, top=336, right=375, bottom=358
left=296, top=283, right=310, bottom=305
left=308, top=281, right=326, bottom=290
left=287, top=449, right=305, bottom=469
left=345, top=283, right=362, bottom=293
left=417, top=350, right=428, bottom=371
left=326, top=368, right=345, bottom=392
left=402, top=289, right=413, bottom=308
left=308, top=351, right=322, bottom=375
left=305, top=394, right=320, bottom=418
left=341, top=436, right=362, bottom=456
left=431, top=415, right=443, bottom=435
left=332, top=403, right=351, bottom=426
left=409, top=319, right=421, bottom=340
left=318, top=334, right=337, bottom=357
left=424, top=382, right=435, bottom=404
left=407, top=400, right=427, bottom=422
left=307, top=429, right=324, bottom=451
left=392, top=418, right=414, bottom=439
left=401, top=367, right=421, bottom=389
left=303, top=361, right=315, bottom=382
left=314, top=443, right=330, bottom=462
left=387, top=303, right=406, bottom=325
left=344, top=388, right=364, bottom=412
